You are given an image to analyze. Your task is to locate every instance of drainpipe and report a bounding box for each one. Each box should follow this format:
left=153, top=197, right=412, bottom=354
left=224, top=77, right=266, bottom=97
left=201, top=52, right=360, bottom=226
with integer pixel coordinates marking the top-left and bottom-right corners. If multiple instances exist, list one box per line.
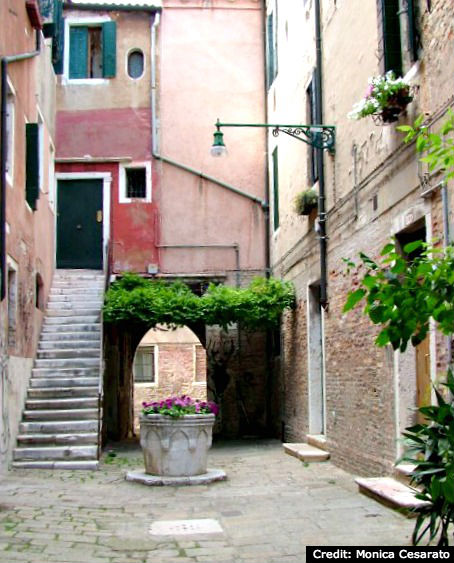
left=314, top=0, right=328, bottom=310
left=441, top=183, right=453, bottom=367
left=1, top=32, right=41, bottom=300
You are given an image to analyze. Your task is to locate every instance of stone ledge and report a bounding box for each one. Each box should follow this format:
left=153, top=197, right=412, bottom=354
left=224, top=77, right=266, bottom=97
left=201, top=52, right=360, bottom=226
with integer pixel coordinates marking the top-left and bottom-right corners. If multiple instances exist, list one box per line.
left=283, top=443, right=330, bottom=462
left=125, top=468, right=227, bottom=486
left=355, top=477, right=430, bottom=515
left=306, top=434, right=328, bottom=452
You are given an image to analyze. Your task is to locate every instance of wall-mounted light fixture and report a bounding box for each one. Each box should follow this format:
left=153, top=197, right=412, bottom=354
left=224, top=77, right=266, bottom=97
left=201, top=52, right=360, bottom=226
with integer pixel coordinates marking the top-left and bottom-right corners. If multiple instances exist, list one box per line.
left=211, top=118, right=335, bottom=157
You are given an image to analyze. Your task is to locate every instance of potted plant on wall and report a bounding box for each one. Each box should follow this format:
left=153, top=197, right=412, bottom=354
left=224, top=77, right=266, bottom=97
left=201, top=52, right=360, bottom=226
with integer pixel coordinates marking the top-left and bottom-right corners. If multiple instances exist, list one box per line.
left=139, top=395, right=219, bottom=477
left=348, top=71, right=414, bottom=124
left=294, top=188, right=318, bottom=215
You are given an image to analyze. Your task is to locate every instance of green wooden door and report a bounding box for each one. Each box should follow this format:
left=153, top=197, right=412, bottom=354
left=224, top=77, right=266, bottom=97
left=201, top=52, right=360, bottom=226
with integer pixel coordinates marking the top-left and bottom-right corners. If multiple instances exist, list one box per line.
left=57, top=179, right=103, bottom=269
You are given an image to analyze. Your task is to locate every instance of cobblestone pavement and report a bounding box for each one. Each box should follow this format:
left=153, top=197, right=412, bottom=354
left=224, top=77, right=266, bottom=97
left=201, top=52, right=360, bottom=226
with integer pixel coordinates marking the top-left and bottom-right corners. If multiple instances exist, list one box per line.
left=0, top=440, right=414, bottom=563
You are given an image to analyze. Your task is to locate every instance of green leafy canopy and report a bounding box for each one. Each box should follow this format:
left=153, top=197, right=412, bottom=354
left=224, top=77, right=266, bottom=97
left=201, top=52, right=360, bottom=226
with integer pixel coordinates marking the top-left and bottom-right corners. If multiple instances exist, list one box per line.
left=103, top=273, right=296, bottom=331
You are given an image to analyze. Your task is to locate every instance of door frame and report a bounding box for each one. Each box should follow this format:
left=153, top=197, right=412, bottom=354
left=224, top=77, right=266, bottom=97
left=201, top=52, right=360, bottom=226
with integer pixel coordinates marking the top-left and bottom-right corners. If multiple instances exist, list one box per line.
left=55, top=172, right=111, bottom=270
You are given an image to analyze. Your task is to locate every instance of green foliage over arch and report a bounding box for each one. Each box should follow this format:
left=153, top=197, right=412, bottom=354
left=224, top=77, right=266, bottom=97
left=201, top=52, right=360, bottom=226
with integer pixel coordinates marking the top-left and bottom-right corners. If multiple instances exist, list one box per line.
left=103, top=274, right=295, bottom=331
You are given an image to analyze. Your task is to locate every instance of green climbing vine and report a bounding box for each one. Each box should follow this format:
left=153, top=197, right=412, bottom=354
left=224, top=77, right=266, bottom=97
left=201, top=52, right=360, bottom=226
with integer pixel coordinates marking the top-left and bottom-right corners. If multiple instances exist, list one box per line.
left=103, top=273, right=295, bottom=331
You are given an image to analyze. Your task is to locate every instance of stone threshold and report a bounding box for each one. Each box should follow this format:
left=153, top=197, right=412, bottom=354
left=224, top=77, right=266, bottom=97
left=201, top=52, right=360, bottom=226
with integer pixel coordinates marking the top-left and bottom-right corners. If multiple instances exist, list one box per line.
left=283, top=442, right=330, bottom=462
left=355, top=476, right=430, bottom=517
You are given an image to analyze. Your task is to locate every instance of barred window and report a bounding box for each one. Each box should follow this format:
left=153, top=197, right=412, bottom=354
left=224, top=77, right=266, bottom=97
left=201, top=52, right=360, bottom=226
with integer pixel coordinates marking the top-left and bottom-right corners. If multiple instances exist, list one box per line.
left=126, top=168, right=146, bottom=199
left=134, top=346, right=156, bottom=383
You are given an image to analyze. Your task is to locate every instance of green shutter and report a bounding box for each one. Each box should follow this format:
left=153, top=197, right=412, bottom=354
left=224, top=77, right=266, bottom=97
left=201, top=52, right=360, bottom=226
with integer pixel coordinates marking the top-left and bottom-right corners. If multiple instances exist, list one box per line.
left=272, top=148, right=279, bottom=231
left=407, top=0, right=418, bottom=62
left=381, top=0, right=402, bottom=76
left=26, top=123, right=40, bottom=211
left=69, top=26, right=88, bottom=79
left=52, top=0, right=65, bottom=74
left=102, top=21, right=116, bottom=78
left=266, top=13, right=277, bottom=89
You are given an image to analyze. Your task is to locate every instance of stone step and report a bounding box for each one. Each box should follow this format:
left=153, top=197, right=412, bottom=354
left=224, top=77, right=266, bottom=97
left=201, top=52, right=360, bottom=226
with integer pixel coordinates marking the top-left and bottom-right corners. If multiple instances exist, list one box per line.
left=32, top=367, right=99, bottom=379
left=45, top=309, right=101, bottom=317
left=17, top=433, right=98, bottom=446
left=37, top=348, right=100, bottom=359
left=13, top=445, right=98, bottom=461
left=355, top=477, right=431, bottom=514
left=26, top=397, right=98, bottom=410
left=50, top=288, right=104, bottom=296
left=19, top=419, right=99, bottom=434
left=306, top=434, right=329, bottom=452
left=41, top=325, right=101, bottom=337
left=28, top=386, right=99, bottom=399
left=29, top=377, right=99, bottom=388
left=51, top=281, right=104, bottom=288
left=23, top=408, right=99, bottom=421
left=283, top=443, right=330, bottom=462
left=43, top=316, right=100, bottom=326
left=12, top=460, right=99, bottom=470
left=39, top=340, right=101, bottom=350
left=34, top=358, right=99, bottom=369
left=47, top=297, right=103, bottom=305
left=393, top=463, right=417, bottom=487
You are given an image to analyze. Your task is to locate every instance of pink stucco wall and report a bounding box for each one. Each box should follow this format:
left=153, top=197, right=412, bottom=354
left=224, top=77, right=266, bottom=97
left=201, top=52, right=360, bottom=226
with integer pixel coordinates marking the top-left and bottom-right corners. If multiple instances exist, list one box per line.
left=155, top=0, right=267, bottom=279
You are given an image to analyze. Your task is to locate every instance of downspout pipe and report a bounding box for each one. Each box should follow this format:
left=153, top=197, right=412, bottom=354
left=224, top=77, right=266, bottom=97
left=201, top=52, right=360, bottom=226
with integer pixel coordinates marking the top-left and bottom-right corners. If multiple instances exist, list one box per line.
left=441, top=183, right=453, bottom=367
left=1, top=32, right=41, bottom=300
left=314, top=0, right=328, bottom=309
left=150, top=13, right=268, bottom=211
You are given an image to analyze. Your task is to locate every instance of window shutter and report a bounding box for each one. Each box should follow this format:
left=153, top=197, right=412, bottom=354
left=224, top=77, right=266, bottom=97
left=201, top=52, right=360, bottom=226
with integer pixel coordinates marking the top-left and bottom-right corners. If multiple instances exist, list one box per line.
left=272, top=148, right=279, bottom=231
left=381, top=0, right=403, bottom=76
left=26, top=123, right=40, bottom=211
left=51, top=0, right=65, bottom=74
left=266, top=13, right=276, bottom=89
left=69, top=26, right=88, bottom=79
left=310, top=69, right=320, bottom=184
left=102, top=21, right=117, bottom=78
left=407, top=0, right=418, bottom=62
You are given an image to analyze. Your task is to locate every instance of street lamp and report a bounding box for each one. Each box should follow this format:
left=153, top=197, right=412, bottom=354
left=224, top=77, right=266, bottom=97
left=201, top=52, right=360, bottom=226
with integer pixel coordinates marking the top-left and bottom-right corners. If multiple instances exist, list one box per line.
left=211, top=118, right=335, bottom=155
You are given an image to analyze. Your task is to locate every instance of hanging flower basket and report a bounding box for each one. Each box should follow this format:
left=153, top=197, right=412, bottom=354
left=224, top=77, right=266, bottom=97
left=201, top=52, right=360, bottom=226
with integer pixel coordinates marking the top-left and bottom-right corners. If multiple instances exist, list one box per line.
left=294, top=189, right=318, bottom=216
left=348, top=71, right=414, bottom=125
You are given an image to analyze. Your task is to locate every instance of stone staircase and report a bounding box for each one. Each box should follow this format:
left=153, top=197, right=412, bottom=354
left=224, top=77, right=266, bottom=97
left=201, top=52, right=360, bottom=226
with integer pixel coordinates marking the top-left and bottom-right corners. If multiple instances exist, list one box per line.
left=13, top=270, right=104, bottom=470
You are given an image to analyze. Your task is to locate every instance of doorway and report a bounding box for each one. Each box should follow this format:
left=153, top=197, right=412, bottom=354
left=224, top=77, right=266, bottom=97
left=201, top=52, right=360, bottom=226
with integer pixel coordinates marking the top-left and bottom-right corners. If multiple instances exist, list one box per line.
left=57, top=178, right=103, bottom=269
left=307, top=282, right=325, bottom=435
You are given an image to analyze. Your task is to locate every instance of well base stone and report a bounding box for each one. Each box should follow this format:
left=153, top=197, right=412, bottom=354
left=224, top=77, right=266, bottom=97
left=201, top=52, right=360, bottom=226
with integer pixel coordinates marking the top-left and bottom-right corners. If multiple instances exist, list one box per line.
left=125, top=468, right=227, bottom=486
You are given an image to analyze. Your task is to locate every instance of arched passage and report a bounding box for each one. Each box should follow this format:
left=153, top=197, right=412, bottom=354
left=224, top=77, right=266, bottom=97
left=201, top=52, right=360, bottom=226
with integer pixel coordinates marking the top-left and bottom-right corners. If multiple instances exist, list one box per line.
left=132, top=325, right=207, bottom=433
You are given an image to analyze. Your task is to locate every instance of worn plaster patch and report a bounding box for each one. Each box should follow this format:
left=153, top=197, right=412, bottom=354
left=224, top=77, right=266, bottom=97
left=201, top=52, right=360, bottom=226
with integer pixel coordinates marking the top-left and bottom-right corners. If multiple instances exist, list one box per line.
left=149, top=518, right=223, bottom=536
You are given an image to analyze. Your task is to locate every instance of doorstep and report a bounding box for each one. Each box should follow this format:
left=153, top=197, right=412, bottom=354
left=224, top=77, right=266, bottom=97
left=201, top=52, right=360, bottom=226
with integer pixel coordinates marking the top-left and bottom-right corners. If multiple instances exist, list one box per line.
left=355, top=476, right=430, bottom=516
left=283, top=442, right=330, bottom=462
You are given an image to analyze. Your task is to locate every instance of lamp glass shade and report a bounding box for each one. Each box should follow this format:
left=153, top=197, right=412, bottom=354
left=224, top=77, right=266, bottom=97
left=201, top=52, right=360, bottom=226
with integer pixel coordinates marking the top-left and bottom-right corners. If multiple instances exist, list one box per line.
left=211, top=129, right=226, bottom=157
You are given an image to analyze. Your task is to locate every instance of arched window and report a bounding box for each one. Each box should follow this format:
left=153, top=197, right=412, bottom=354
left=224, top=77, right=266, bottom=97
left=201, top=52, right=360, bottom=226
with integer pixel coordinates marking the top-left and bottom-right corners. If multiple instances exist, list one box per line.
left=127, top=49, right=144, bottom=79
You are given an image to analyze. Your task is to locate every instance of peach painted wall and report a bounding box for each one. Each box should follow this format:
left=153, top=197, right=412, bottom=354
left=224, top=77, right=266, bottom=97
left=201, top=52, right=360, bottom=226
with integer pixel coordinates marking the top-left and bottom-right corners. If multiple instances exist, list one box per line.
left=155, top=0, right=267, bottom=282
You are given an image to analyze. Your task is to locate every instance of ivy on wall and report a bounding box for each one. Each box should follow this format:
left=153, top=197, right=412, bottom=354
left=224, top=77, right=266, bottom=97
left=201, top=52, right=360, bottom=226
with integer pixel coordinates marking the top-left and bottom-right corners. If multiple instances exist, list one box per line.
left=103, top=274, right=295, bottom=331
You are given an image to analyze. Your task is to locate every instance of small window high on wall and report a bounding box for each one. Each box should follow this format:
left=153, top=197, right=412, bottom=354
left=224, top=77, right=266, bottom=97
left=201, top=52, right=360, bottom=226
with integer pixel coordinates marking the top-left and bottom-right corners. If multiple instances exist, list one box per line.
left=127, top=50, right=144, bottom=79
left=68, top=20, right=116, bottom=79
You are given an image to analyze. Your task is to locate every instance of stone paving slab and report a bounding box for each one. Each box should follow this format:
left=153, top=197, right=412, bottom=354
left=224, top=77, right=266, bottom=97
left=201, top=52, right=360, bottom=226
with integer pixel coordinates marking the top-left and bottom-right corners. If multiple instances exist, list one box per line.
left=0, top=439, right=414, bottom=562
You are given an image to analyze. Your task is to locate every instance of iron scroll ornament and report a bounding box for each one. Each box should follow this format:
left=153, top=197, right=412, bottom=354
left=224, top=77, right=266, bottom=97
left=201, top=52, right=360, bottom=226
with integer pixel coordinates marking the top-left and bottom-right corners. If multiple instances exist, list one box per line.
left=271, top=126, right=335, bottom=153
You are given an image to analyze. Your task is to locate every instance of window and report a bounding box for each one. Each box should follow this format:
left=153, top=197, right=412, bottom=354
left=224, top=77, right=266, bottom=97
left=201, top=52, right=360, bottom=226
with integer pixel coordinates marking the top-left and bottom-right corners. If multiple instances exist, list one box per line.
left=377, top=0, right=419, bottom=77
left=134, top=346, right=156, bottom=384
left=68, top=21, right=116, bottom=79
left=7, top=263, right=18, bottom=349
left=25, top=123, right=41, bottom=211
left=120, top=162, right=151, bottom=203
left=266, top=9, right=278, bottom=89
left=5, top=92, right=15, bottom=185
left=126, top=168, right=146, bottom=198
left=127, top=49, right=144, bottom=79
left=194, top=344, right=206, bottom=384
left=272, top=147, right=279, bottom=231
left=307, top=72, right=319, bottom=185
left=35, top=273, right=44, bottom=310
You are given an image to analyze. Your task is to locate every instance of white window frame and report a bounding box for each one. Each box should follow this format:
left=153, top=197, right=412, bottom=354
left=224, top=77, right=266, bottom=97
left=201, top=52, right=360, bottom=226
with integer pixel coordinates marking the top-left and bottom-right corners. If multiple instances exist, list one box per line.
left=5, top=80, right=16, bottom=188
left=119, top=161, right=152, bottom=203
left=193, top=343, right=206, bottom=385
left=126, top=48, right=146, bottom=81
left=134, top=345, right=158, bottom=387
left=37, top=108, right=45, bottom=192
left=63, top=16, right=111, bottom=85
left=48, top=142, right=56, bottom=211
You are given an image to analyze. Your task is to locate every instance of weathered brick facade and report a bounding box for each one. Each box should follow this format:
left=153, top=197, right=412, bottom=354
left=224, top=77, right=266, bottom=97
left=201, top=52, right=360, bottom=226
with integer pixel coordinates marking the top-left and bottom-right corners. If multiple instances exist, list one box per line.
left=268, top=0, right=454, bottom=475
